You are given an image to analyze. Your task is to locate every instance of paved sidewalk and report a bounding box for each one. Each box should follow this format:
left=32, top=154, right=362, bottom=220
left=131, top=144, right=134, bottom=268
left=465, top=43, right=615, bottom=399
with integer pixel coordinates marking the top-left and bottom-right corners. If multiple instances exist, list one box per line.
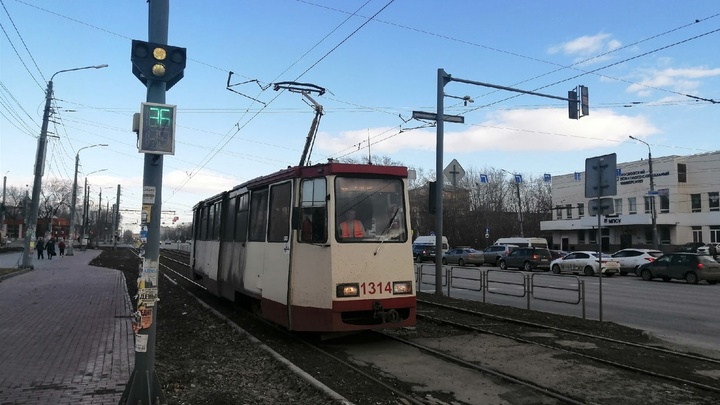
left=0, top=249, right=135, bottom=404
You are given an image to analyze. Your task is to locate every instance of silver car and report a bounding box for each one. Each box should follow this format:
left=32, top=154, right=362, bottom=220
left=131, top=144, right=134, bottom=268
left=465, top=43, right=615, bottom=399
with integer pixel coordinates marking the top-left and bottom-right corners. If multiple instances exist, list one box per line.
left=442, top=247, right=485, bottom=267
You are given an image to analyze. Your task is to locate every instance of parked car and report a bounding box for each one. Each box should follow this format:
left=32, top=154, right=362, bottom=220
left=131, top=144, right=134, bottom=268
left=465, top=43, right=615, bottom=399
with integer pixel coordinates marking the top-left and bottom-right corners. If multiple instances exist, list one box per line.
left=611, top=248, right=664, bottom=276
left=498, top=247, right=552, bottom=271
left=550, top=251, right=620, bottom=276
left=442, top=247, right=484, bottom=267
left=549, top=250, right=570, bottom=260
left=636, top=253, right=720, bottom=284
left=413, top=244, right=437, bottom=262
left=697, top=243, right=720, bottom=256
left=676, top=242, right=706, bottom=253
left=481, top=244, right=518, bottom=266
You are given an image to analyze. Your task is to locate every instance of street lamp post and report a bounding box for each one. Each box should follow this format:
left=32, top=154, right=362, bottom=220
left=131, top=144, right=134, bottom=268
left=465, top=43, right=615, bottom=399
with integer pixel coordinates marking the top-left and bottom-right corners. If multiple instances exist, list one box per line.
left=66, top=144, right=107, bottom=256
left=629, top=136, right=658, bottom=250
left=20, top=64, right=108, bottom=268
left=1, top=171, right=8, bottom=244
left=80, top=169, right=106, bottom=251
left=501, top=169, right=524, bottom=237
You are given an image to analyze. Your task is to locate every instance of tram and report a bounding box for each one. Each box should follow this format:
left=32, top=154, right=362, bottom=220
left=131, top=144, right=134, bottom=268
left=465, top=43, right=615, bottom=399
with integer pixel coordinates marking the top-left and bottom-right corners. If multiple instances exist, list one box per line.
left=190, top=161, right=416, bottom=332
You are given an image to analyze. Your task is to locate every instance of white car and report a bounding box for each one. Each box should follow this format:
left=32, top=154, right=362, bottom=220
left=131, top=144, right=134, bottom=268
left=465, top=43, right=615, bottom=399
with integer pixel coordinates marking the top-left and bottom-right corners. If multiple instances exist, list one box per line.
left=697, top=243, right=720, bottom=256
left=611, top=248, right=664, bottom=276
left=550, top=251, right=620, bottom=277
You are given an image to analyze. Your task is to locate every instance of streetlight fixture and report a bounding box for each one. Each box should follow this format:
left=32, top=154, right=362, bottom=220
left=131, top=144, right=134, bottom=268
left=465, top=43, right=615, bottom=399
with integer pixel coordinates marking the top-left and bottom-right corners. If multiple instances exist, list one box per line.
left=20, top=64, right=108, bottom=268
left=501, top=169, right=524, bottom=237
left=66, top=144, right=108, bottom=256
left=629, top=136, right=658, bottom=250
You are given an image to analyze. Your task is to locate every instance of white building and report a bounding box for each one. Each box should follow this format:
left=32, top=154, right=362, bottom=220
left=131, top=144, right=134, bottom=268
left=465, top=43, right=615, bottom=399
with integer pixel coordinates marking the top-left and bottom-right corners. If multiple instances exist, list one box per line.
left=541, top=151, right=720, bottom=252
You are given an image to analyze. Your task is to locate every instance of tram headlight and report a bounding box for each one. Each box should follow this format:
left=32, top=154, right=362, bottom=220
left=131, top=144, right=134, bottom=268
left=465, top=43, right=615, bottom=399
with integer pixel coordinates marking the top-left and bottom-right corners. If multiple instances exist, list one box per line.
left=393, top=281, right=413, bottom=295
left=336, top=283, right=359, bottom=297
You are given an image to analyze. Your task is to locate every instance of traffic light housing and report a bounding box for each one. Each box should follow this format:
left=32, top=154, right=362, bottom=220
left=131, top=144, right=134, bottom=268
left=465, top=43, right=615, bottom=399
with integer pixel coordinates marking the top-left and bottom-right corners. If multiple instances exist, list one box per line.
left=568, top=90, right=579, bottom=120
left=580, top=85, right=589, bottom=116
left=131, top=40, right=186, bottom=90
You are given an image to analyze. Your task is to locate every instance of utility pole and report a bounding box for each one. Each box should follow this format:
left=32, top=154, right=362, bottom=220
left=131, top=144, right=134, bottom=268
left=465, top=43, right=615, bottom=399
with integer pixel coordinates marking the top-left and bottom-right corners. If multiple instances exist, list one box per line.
left=123, top=0, right=186, bottom=403
left=113, top=185, right=120, bottom=250
left=629, top=136, right=658, bottom=250
left=19, top=65, right=106, bottom=268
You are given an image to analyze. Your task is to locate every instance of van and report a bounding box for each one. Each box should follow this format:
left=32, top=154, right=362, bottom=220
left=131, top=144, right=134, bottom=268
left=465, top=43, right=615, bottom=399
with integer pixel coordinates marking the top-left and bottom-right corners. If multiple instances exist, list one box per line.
left=494, top=237, right=548, bottom=249
left=413, top=235, right=449, bottom=255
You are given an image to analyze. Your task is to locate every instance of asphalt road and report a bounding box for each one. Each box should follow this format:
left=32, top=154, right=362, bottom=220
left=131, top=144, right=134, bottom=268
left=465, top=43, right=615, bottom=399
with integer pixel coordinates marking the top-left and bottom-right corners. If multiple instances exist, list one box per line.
left=418, top=263, right=720, bottom=355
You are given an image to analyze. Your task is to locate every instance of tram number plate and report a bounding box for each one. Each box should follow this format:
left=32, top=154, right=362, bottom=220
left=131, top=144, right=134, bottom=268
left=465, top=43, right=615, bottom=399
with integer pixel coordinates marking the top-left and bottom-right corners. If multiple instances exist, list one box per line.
left=360, top=281, right=392, bottom=295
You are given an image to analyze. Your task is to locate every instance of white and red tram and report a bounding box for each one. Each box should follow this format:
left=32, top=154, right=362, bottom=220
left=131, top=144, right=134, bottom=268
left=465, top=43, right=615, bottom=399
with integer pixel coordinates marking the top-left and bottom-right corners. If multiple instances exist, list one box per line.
left=190, top=162, right=416, bottom=332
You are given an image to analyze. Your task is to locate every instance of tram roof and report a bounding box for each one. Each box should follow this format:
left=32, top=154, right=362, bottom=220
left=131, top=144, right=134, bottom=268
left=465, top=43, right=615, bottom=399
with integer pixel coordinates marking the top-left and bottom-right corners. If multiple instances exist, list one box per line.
left=194, top=162, right=408, bottom=207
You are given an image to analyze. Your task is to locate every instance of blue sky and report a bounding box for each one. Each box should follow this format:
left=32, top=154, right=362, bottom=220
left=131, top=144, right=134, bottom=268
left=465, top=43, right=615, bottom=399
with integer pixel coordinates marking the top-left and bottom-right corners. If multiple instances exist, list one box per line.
left=2, top=0, right=719, bottom=231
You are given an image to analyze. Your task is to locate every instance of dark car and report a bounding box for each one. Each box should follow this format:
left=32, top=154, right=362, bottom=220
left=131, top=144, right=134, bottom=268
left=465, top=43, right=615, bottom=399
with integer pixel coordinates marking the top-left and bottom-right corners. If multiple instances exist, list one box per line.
left=481, top=244, right=518, bottom=266
left=676, top=242, right=706, bottom=253
left=549, top=250, right=570, bottom=260
left=412, top=244, right=437, bottom=262
left=636, top=253, right=720, bottom=284
left=498, top=247, right=552, bottom=271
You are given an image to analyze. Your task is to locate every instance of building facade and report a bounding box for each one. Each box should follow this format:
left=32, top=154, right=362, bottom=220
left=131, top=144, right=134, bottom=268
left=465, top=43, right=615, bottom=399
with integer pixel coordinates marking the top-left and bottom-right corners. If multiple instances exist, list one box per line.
left=541, top=151, right=720, bottom=253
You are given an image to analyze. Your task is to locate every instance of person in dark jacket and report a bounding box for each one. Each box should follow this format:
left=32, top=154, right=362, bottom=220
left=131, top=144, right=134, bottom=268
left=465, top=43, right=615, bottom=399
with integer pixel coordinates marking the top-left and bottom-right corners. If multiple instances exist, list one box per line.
left=46, top=238, right=56, bottom=260
left=58, top=239, right=66, bottom=256
left=36, top=237, right=45, bottom=259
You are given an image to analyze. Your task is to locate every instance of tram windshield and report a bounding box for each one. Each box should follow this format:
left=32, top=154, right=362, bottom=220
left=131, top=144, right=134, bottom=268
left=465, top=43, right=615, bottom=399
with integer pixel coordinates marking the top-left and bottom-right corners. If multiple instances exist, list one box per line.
left=335, top=177, right=407, bottom=243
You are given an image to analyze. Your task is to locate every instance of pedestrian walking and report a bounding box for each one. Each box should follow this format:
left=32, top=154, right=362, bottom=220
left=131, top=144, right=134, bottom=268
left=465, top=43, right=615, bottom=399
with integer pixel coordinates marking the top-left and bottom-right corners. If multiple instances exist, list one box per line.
left=58, top=239, right=66, bottom=257
left=709, top=243, right=718, bottom=261
left=36, top=237, right=45, bottom=259
left=46, top=238, right=56, bottom=260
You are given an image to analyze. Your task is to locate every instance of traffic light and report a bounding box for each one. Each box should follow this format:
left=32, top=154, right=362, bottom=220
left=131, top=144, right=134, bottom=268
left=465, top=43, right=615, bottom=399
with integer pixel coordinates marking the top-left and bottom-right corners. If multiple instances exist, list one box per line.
left=580, top=85, right=589, bottom=116
left=568, top=89, right=579, bottom=120
left=131, top=40, right=186, bottom=90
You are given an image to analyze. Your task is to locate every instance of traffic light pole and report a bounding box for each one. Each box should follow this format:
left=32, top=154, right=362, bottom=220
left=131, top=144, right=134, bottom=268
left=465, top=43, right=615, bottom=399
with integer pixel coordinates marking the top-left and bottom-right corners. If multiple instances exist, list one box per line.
left=122, top=1, right=169, bottom=403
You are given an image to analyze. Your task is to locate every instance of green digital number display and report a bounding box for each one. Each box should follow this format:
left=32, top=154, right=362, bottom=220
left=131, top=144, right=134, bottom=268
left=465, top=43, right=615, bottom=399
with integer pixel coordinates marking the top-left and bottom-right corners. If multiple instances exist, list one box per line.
left=146, top=106, right=172, bottom=128
left=139, top=102, right=176, bottom=154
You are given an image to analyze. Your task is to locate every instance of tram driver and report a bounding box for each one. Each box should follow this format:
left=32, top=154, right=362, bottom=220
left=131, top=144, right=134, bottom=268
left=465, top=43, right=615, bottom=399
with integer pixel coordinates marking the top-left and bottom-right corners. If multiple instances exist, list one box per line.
left=338, top=208, right=366, bottom=239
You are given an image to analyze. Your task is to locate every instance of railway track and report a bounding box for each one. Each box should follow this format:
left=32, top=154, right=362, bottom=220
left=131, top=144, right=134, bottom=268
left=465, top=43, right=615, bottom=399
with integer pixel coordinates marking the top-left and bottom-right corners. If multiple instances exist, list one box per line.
left=416, top=298, right=720, bottom=395
left=154, top=251, right=719, bottom=404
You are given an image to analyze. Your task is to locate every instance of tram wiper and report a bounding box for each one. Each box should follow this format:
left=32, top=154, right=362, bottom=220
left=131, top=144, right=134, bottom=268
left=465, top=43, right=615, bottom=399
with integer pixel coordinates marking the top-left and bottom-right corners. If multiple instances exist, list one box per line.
left=374, top=207, right=399, bottom=256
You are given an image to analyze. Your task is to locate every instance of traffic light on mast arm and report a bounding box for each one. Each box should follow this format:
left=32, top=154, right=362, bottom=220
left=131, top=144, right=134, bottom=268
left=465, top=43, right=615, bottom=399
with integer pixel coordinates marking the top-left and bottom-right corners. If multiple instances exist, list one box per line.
left=568, top=85, right=589, bottom=120
left=131, top=40, right=186, bottom=90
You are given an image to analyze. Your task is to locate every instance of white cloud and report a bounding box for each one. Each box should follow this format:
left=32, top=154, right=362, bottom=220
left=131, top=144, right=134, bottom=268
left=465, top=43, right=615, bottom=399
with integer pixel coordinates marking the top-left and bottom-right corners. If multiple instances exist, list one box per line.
left=626, top=66, right=720, bottom=96
left=316, top=109, right=659, bottom=155
left=548, top=33, right=622, bottom=64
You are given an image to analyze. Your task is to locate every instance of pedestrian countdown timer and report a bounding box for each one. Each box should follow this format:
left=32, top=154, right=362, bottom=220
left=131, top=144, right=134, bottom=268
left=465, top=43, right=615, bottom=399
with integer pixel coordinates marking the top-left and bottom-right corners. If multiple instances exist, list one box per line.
left=138, top=102, right=176, bottom=155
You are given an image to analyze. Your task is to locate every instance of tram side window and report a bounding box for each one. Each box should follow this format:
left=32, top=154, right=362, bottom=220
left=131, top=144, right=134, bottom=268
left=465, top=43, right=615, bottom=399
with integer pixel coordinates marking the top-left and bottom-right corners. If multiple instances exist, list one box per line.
left=249, top=188, right=269, bottom=242
left=199, top=205, right=209, bottom=240
left=299, top=178, right=327, bottom=244
left=221, top=196, right=235, bottom=242
left=213, top=201, right=223, bottom=239
left=268, top=182, right=292, bottom=243
left=234, top=193, right=249, bottom=242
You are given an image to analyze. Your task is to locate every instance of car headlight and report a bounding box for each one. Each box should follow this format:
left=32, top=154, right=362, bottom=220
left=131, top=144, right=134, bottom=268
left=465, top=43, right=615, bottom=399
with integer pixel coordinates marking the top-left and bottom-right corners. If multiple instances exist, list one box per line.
left=336, top=283, right=359, bottom=297
left=393, top=281, right=413, bottom=295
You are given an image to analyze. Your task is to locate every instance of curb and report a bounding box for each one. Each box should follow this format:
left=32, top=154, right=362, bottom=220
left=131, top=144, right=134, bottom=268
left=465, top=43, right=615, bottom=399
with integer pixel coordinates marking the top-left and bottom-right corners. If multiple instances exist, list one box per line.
left=0, top=267, right=33, bottom=282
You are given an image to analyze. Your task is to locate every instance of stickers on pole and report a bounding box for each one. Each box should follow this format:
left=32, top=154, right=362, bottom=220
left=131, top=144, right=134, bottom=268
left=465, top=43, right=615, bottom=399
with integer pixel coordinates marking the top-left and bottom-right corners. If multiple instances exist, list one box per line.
left=135, top=334, right=148, bottom=353
left=131, top=259, right=160, bottom=334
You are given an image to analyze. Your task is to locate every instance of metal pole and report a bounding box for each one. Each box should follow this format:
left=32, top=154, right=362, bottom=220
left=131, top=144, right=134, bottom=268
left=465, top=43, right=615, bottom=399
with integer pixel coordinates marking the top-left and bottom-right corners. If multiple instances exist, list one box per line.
left=1, top=174, right=7, bottom=244
left=114, top=185, right=120, bottom=250
left=67, top=144, right=107, bottom=256
left=67, top=155, right=80, bottom=255
left=515, top=181, right=524, bottom=237
left=124, top=1, right=169, bottom=403
left=629, top=136, right=658, bottom=250
left=81, top=178, right=88, bottom=251
left=434, top=68, right=449, bottom=296
left=648, top=148, right=658, bottom=250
